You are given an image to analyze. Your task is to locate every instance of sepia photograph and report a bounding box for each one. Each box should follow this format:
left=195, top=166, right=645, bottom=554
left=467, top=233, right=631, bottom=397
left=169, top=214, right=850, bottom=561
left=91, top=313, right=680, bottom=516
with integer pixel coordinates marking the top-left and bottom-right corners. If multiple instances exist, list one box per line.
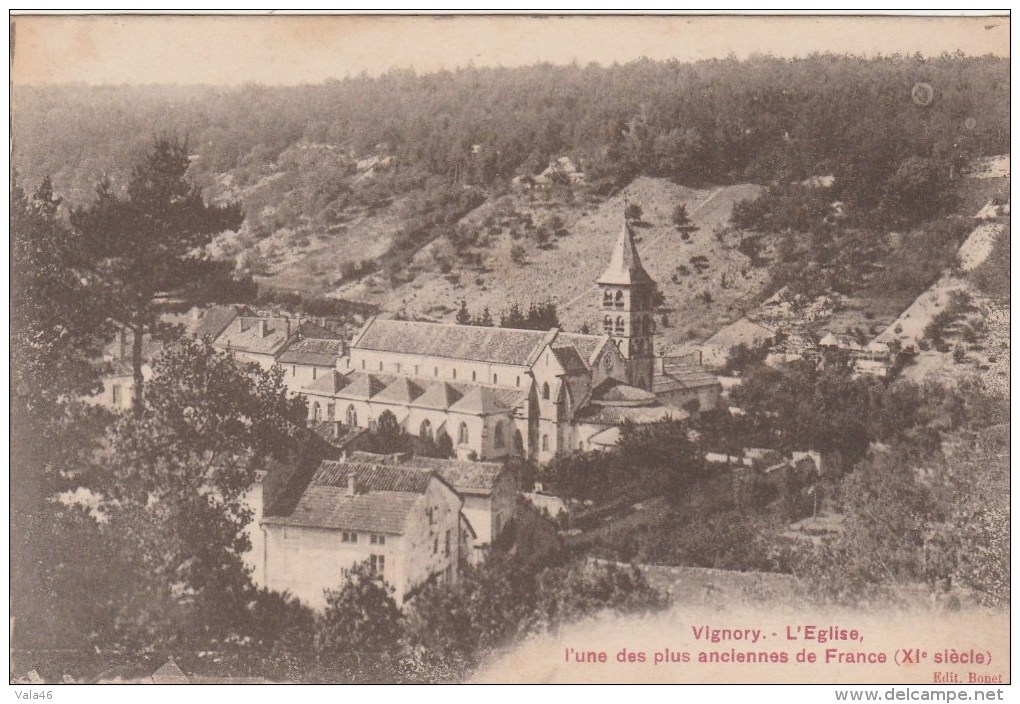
left=8, top=11, right=1010, bottom=691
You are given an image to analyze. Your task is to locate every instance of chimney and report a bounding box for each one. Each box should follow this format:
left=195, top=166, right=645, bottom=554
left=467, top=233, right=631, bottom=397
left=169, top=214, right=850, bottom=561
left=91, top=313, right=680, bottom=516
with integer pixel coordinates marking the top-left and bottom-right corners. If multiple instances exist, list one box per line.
left=259, top=320, right=269, bottom=337
left=346, top=473, right=357, bottom=497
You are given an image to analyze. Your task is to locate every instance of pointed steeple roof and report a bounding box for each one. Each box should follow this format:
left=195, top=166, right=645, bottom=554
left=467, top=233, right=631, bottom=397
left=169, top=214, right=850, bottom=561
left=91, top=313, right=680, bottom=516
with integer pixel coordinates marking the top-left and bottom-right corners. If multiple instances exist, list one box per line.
left=597, top=219, right=654, bottom=286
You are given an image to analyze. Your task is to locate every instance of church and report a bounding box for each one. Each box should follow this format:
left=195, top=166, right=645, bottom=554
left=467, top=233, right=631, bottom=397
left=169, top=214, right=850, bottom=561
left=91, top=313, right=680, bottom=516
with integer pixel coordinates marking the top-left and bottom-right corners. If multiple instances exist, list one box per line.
left=301, top=220, right=715, bottom=462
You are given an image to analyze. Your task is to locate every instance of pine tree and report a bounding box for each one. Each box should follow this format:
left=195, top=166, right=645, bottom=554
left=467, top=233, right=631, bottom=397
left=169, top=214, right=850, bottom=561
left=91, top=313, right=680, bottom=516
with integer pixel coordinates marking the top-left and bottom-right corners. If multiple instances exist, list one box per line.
left=71, top=135, right=243, bottom=411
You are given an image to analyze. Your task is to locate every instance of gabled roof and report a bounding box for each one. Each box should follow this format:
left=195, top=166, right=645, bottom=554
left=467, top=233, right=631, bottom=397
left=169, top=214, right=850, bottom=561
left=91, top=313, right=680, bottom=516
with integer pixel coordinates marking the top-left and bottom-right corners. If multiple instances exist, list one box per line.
left=352, top=318, right=552, bottom=366
left=263, top=460, right=457, bottom=534
left=313, top=461, right=433, bottom=493
left=304, top=370, right=350, bottom=395
left=192, top=305, right=247, bottom=341
left=702, top=318, right=775, bottom=349
left=413, top=381, right=463, bottom=410
left=574, top=403, right=686, bottom=426
left=396, top=456, right=506, bottom=496
left=213, top=317, right=292, bottom=356
left=295, top=320, right=343, bottom=340
left=151, top=659, right=189, bottom=684
left=374, top=377, right=426, bottom=404
left=338, top=373, right=388, bottom=401
left=448, top=386, right=511, bottom=416
left=550, top=344, right=588, bottom=374
left=596, top=220, right=654, bottom=286
left=558, top=333, right=611, bottom=367
left=591, top=378, right=658, bottom=406
left=277, top=337, right=345, bottom=366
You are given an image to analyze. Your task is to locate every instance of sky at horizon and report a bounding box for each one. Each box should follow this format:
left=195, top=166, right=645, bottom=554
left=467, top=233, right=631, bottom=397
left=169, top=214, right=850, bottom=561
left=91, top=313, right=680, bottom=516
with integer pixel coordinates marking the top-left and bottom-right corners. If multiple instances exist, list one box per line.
left=10, top=14, right=1010, bottom=87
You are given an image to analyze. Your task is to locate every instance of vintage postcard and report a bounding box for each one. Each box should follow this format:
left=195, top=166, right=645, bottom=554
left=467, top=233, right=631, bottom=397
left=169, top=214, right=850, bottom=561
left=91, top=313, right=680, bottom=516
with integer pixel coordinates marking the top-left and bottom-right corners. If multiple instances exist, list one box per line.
left=8, top=12, right=1010, bottom=691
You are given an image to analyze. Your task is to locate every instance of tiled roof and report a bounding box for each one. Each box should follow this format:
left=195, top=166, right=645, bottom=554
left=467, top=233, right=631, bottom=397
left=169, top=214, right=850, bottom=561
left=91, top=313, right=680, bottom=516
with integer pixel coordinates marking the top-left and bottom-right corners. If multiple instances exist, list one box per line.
left=338, top=373, right=390, bottom=401
left=591, top=378, right=658, bottom=405
left=551, top=345, right=588, bottom=374
left=374, top=377, right=426, bottom=404
left=278, top=337, right=345, bottom=366
left=192, top=305, right=245, bottom=341
left=558, top=333, right=607, bottom=366
left=214, top=317, right=293, bottom=356
left=448, top=386, right=512, bottom=415
left=406, top=457, right=505, bottom=495
left=653, top=365, right=720, bottom=393
left=265, top=485, right=420, bottom=534
left=414, top=381, right=464, bottom=410
left=353, top=318, right=551, bottom=366
left=596, top=221, right=654, bottom=286
left=296, top=320, right=344, bottom=340
left=263, top=461, right=443, bottom=533
left=574, top=403, right=685, bottom=425
left=702, top=318, right=774, bottom=349
left=312, top=461, right=433, bottom=493
left=304, top=370, right=349, bottom=395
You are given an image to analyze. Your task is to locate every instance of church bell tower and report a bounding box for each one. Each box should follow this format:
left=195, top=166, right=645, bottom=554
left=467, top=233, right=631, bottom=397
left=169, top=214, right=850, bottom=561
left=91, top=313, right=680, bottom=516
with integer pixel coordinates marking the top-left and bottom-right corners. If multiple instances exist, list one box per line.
left=596, top=218, right=657, bottom=390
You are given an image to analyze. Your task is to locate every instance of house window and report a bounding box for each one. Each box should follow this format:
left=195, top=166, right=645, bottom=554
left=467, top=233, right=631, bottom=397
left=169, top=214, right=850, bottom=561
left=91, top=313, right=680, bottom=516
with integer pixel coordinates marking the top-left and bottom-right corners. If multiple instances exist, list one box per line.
left=312, top=402, right=322, bottom=422
left=579, top=441, right=584, bottom=451
left=370, top=534, right=386, bottom=545
left=111, top=384, right=122, bottom=406
left=472, top=370, right=477, bottom=382
left=327, top=403, right=335, bottom=422
left=361, top=359, right=366, bottom=370
left=445, top=530, right=451, bottom=556
left=434, top=366, right=439, bottom=377
left=494, top=421, right=506, bottom=449
left=542, top=382, right=550, bottom=400
left=516, top=376, right=520, bottom=387
left=542, top=434, right=549, bottom=452
left=346, top=404, right=358, bottom=427
left=493, top=373, right=498, bottom=385
left=370, top=554, right=385, bottom=575
left=292, top=365, right=296, bottom=376
left=379, top=361, right=384, bottom=371
left=433, top=538, right=439, bottom=555
left=312, top=367, right=317, bottom=380
left=420, top=419, right=433, bottom=440
left=427, top=506, right=434, bottom=525
left=415, top=364, right=419, bottom=375
left=395, top=362, right=401, bottom=373
left=458, top=422, right=469, bottom=445
left=341, top=531, right=357, bottom=543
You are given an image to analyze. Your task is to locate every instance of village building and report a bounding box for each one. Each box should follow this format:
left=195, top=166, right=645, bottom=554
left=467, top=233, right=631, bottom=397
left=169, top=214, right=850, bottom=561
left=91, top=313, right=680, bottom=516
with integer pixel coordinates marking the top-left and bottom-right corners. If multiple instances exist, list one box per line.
left=699, top=318, right=776, bottom=369
left=300, top=221, right=691, bottom=462
left=261, top=459, right=463, bottom=609
left=652, top=352, right=722, bottom=413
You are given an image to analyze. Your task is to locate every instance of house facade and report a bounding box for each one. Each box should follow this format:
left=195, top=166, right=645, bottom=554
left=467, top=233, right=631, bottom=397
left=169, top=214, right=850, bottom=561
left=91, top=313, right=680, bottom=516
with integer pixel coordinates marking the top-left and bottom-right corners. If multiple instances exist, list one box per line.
left=262, top=460, right=462, bottom=609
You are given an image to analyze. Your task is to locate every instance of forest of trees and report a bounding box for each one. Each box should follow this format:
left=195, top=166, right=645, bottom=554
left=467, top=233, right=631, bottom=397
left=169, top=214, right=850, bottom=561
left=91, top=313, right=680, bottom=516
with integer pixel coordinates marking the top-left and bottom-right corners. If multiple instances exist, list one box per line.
left=14, top=54, right=1009, bottom=210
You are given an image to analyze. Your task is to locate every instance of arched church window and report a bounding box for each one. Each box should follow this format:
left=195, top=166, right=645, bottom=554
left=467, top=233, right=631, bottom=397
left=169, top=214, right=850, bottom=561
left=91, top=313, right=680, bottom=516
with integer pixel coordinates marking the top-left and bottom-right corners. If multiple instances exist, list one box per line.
left=615, top=316, right=625, bottom=332
left=346, top=404, right=358, bottom=427
left=615, top=290, right=625, bottom=308
left=420, top=418, right=433, bottom=440
left=458, top=422, right=469, bottom=445
left=603, top=290, right=613, bottom=308
left=542, top=382, right=550, bottom=400
left=494, top=421, right=506, bottom=449
left=603, top=315, right=613, bottom=331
